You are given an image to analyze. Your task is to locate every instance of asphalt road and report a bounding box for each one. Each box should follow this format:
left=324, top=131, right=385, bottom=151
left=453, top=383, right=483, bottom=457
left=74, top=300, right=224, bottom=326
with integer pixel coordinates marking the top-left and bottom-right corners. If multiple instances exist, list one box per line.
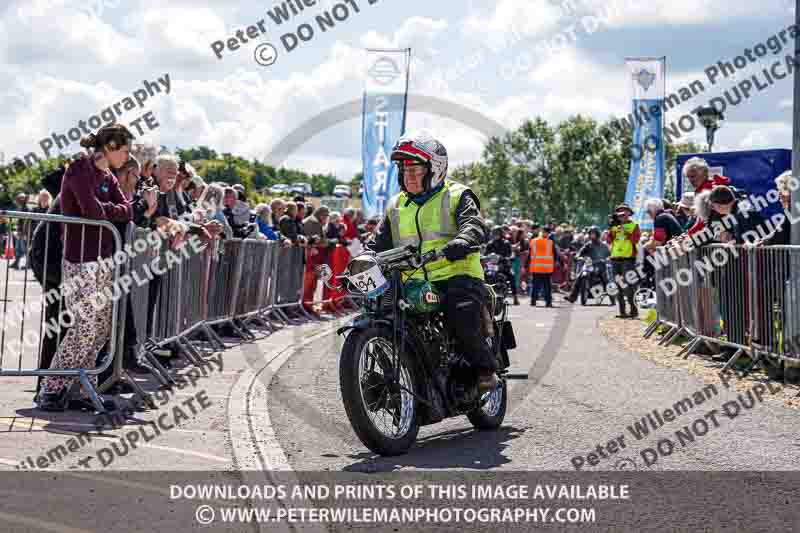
left=264, top=296, right=799, bottom=473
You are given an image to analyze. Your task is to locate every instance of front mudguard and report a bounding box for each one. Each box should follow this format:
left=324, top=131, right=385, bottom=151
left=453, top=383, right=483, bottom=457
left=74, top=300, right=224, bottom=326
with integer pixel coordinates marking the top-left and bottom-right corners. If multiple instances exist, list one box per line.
left=336, top=316, right=444, bottom=424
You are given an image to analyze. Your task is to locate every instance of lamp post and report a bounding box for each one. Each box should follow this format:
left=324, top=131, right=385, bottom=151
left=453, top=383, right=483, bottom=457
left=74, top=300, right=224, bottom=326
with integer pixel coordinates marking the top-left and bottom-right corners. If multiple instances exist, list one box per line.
left=695, top=105, right=725, bottom=152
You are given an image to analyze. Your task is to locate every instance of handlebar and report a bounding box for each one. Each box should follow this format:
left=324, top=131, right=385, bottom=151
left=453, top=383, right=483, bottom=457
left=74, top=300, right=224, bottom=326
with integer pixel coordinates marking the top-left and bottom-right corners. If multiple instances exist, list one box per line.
left=375, top=244, right=480, bottom=270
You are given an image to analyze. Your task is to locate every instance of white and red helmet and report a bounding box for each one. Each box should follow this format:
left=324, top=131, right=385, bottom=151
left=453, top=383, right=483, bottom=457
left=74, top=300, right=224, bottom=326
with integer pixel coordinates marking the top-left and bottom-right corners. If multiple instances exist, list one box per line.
left=390, top=131, right=448, bottom=194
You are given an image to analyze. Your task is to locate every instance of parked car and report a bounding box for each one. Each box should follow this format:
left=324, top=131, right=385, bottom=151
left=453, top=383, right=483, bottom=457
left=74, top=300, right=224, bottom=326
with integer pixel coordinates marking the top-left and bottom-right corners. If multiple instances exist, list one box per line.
left=289, top=182, right=313, bottom=196
left=269, top=183, right=290, bottom=195
left=333, top=184, right=352, bottom=198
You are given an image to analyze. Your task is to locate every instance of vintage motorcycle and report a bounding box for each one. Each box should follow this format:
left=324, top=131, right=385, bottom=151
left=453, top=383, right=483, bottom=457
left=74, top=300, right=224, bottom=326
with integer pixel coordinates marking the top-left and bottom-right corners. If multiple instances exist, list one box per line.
left=322, top=245, right=516, bottom=456
left=574, top=257, right=614, bottom=306
left=481, top=253, right=513, bottom=302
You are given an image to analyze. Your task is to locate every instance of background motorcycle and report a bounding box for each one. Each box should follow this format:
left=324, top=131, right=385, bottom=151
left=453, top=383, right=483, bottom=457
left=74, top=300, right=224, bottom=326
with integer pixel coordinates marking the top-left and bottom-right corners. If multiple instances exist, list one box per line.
left=325, top=245, right=516, bottom=456
left=481, top=253, right=516, bottom=304
left=573, top=257, right=615, bottom=306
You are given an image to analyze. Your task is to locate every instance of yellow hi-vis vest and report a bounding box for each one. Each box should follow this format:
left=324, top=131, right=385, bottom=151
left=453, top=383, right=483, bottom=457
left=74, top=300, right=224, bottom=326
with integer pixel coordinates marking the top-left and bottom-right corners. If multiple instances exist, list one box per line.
left=529, top=237, right=555, bottom=274
left=611, top=222, right=638, bottom=258
left=386, top=180, right=484, bottom=282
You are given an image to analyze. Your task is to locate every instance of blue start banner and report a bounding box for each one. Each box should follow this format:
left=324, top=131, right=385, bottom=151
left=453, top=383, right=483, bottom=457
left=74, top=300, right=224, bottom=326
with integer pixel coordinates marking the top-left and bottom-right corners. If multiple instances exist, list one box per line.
left=624, top=57, right=666, bottom=231
left=361, top=48, right=410, bottom=219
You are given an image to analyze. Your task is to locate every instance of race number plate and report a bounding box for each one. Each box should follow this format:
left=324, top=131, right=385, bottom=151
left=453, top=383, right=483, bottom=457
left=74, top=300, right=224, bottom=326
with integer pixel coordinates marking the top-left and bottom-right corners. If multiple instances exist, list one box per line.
left=349, top=264, right=388, bottom=298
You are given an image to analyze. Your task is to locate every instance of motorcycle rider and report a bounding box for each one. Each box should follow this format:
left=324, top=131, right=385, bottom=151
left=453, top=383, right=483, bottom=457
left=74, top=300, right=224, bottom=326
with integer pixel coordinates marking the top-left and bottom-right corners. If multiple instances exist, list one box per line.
left=565, top=226, right=610, bottom=303
left=485, top=226, right=519, bottom=305
left=368, top=131, right=498, bottom=393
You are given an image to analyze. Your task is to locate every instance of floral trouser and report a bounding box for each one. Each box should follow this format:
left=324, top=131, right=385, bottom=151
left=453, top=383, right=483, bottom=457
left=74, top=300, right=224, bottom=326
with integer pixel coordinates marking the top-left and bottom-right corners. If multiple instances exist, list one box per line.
left=40, top=260, right=114, bottom=395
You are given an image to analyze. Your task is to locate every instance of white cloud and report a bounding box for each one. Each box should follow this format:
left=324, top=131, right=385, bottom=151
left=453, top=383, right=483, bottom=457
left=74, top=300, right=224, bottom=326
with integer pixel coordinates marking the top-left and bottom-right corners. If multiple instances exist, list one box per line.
left=0, top=0, right=131, bottom=68
left=580, top=0, right=789, bottom=28
left=731, top=122, right=792, bottom=150
left=460, top=0, right=563, bottom=51
left=2, top=0, right=795, bottom=180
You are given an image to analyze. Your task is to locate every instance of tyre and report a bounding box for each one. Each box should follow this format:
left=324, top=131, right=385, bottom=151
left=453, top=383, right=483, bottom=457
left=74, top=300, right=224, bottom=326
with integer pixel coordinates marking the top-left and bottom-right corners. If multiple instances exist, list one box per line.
left=634, top=288, right=655, bottom=309
left=467, top=378, right=507, bottom=430
left=339, top=326, right=420, bottom=456
left=496, top=274, right=509, bottom=302
left=580, top=282, right=588, bottom=306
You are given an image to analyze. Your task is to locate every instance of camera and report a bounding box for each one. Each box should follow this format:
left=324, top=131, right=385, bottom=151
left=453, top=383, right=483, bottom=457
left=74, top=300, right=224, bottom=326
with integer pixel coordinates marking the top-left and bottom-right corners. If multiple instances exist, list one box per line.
left=608, top=213, right=621, bottom=227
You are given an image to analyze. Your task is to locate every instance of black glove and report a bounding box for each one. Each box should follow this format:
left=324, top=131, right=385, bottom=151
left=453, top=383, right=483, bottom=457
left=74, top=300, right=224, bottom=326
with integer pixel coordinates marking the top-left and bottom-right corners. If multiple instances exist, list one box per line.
left=442, top=238, right=471, bottom=262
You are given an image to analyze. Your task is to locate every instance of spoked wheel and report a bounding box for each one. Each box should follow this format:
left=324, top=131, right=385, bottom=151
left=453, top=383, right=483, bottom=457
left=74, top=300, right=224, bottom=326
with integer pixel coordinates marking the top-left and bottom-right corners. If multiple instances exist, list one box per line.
left=634, top=288, right=655, bottom=309
left=340, top=327, right=420, bottom=456
left=467, top=378, right=507, bottom=430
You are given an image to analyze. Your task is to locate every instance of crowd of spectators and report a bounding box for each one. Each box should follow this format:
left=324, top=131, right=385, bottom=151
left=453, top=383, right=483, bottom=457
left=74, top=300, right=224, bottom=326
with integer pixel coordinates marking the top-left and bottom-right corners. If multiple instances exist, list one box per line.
left=1, top=124, right=377, bottom=412
left=10, top=132, right=797, bottom=411
left=485, top=156, right=793, bottom=320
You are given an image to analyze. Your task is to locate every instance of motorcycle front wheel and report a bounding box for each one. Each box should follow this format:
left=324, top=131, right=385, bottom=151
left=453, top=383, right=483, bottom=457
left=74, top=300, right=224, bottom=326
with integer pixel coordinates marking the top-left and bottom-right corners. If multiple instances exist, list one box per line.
left=340, top=326, right=420, bottom=456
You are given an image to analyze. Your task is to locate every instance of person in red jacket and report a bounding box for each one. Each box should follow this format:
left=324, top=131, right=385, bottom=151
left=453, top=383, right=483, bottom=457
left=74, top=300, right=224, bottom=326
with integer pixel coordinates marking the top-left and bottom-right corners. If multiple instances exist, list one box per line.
left=682, top=157, right=731, bottom=236
left=342, top=208, right=360, bottom=242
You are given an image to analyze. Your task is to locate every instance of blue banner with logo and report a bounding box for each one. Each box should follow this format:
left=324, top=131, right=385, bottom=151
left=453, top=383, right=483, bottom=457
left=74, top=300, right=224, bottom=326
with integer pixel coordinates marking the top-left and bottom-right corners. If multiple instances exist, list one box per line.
left=625, top=58, right=666, bottom=231
left=676, top=149, right=791, bottom=220
left=362, top=49, right=410, bottom=218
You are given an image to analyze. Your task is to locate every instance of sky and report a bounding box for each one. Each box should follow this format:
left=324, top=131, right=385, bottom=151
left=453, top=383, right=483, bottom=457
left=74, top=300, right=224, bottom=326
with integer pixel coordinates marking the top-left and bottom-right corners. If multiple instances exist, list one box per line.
left=0, top=0, right=797, bottom=182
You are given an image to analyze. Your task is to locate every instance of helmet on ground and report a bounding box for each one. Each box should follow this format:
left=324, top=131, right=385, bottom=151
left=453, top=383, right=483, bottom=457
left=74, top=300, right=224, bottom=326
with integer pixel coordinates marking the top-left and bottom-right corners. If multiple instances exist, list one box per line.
left=390, top=131, right=448, bottom=195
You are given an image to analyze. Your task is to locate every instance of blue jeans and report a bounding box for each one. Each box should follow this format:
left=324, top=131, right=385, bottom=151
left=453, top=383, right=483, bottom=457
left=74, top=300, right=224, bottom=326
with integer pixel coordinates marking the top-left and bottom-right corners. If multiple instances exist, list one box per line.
left=531, top=274, right=552, bottom=305
left=13, top=236, right=26, bottom=264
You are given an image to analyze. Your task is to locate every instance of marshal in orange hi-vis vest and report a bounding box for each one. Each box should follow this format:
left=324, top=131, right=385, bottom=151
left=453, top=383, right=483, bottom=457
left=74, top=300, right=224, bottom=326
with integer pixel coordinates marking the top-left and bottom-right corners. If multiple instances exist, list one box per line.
left=529, top=237, right=555, bottom=274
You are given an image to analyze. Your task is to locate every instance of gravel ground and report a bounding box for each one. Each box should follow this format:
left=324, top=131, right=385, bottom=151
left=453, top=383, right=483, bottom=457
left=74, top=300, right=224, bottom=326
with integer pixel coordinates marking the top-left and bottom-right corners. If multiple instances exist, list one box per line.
left=598, top=315, right=800, bottom=410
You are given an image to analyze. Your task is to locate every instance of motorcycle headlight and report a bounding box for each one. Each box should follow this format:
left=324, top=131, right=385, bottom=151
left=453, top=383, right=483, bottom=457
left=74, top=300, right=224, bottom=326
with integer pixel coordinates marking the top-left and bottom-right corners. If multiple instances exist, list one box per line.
left=346, top=254, right=389, bottom=297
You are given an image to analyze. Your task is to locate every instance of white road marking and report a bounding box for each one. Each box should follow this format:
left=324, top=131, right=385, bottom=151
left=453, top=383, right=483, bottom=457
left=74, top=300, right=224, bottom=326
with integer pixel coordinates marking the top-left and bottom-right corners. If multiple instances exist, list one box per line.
left=227, top=321, right=346, bottom=533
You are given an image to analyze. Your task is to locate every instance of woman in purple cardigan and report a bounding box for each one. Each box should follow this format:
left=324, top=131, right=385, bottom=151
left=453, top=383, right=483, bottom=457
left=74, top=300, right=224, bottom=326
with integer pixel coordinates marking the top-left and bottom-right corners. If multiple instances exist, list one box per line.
left=37, top=124, right=145, bottom=412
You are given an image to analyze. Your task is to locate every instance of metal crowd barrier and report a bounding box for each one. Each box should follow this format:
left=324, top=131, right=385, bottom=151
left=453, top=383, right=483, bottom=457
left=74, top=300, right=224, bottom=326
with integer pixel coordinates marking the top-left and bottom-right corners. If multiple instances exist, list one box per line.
left=135, top=234, right=313, bottom=378
left=644, top=248, right=680, bottom=340
left=0, top=206, right=362, bottom=413
left=0, top=210, right=124, bottom=413
left=649, top=242, right=800, bottom=376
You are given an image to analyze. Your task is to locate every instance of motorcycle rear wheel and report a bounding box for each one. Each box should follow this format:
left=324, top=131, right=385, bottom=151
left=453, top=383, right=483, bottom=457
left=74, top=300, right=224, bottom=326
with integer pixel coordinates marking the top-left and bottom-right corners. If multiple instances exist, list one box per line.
left=467, top=378, right=507, bottom=430
left=340, top=326, right=420, bottom=456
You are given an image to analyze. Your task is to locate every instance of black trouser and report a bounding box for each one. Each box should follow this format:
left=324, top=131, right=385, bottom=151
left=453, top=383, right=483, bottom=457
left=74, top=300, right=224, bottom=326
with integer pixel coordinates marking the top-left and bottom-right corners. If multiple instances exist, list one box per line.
left=611, top=258, right=637, bottom=314
left=434, top=276, right=496, bottom=373
left=123, top=296, right=137, bottom=355
left=530, top=274, right=552, bottom=306
left=503, top=266, right=518, bottom=297
left=36, top=284, right=68, bottom=394
left=147, top=274, right=160, bottom=337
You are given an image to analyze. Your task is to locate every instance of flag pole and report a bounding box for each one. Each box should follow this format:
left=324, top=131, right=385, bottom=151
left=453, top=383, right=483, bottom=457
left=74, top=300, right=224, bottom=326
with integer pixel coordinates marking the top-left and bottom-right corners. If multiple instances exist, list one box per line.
left=792, top=0, right=800, bottom=245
